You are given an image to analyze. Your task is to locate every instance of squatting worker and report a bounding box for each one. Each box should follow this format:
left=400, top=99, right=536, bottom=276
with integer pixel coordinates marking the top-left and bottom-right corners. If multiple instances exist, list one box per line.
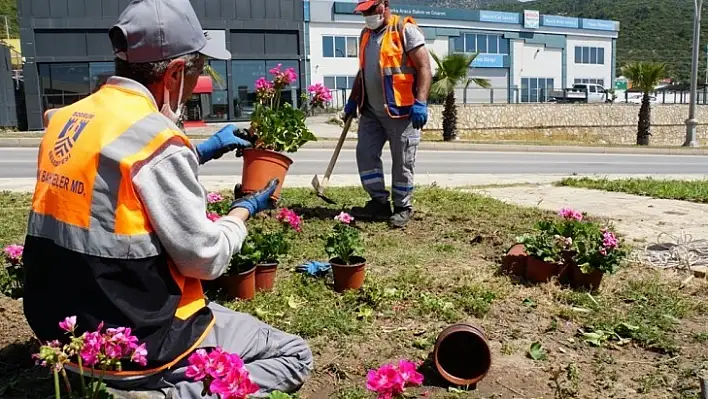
left=21, top=0, right=313, bottom=397
left=345, top=0, right=433, bottom=228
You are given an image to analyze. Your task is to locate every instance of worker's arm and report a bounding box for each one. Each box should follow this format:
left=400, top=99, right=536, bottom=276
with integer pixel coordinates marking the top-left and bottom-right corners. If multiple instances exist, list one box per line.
left=404, top=24, right=432, bottom=103
left=133, top=140, right=248, bottom=281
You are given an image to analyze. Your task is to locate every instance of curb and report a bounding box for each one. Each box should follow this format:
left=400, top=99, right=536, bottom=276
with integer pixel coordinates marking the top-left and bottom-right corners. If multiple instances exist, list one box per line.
left=1, top=137, right=707, bottom=155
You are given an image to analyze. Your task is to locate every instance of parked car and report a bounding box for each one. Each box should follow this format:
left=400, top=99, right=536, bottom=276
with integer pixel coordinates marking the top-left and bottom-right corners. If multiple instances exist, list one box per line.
left=623, top=93, right=659, bottom=104
left=550, top=83, right=611, bottom=103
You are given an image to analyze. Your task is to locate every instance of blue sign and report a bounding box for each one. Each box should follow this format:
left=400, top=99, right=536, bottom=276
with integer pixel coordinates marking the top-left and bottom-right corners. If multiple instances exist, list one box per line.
left=581, top=18, right=618, bottom=31
left=471, top=54, right=505, bottom=68
left=542, top=15, right=579, bottom=29
left=479, top=10, right=520, bottom=24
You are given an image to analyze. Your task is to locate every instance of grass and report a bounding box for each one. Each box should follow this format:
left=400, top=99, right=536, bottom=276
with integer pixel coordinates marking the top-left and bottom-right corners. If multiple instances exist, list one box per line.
left=558, top=177, right=708, bottom=203
left=2, top=187, right=708, bottom=398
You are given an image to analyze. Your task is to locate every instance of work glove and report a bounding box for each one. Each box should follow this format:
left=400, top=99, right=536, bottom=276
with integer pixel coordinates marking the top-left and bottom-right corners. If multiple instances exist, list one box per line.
left=196, top=124, right=252, bottom=165
left=410, top=100, right=428, bottom=130
left=295, top=261, right=331, bottom=277
left=343, top=98, right=358, bottom=120
left=229, top=178, right=279, bottom=216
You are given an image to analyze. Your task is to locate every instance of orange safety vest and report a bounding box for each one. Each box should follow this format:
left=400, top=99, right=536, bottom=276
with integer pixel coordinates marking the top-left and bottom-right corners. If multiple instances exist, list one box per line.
left=26, top=77, right=214, bottom=377
left=358, top=14, right=419, bottom=118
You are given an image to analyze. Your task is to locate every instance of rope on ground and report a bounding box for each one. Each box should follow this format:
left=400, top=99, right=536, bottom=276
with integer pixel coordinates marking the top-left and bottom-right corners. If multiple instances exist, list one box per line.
left=632, top=230, right=708, bottom=271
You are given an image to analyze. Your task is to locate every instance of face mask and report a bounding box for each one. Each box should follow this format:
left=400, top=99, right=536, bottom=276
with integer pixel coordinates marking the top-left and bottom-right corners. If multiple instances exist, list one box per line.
left=364, top=14, right=385, bottom=30
left=160, top=68, right=185, bottom=124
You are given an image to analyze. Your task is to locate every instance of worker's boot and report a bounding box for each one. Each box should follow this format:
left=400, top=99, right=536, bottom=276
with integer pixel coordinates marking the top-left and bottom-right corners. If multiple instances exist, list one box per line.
left=350, top=199, right=392, bottom=222
left=389, top=206, right=414, bottom=228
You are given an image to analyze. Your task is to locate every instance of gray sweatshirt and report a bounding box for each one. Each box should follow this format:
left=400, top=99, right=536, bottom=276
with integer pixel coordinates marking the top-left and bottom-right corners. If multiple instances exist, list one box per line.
left=133, top=142, right=247, bottom=281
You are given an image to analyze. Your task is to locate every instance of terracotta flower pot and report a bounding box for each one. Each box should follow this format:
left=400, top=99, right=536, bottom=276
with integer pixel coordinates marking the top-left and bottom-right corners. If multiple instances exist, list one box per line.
left=525, top=256, right=559, bottom=283
left=330, top=256, right=366, bottom=293
left=255, top=262, right=278, bottom=292
left=219, top=265, right=256, bottom=300
left=241, top=149, right=293, bottom=200
left=570, top=264, right=604, bottom=291
left=501, top=244, right=527, bottom=277
left=433, top=324, right=492, bottom=387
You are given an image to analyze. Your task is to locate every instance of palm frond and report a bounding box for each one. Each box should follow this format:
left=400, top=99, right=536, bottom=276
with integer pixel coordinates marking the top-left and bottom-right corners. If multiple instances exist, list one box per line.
left=622, top=61, right=666, bottom=94
left=204, top=64, right=226, bottom=90
left=429, top=51, right=491, bottom=96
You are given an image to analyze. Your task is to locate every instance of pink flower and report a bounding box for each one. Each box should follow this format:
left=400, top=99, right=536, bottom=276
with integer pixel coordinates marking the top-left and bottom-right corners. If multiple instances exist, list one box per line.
left=207, top=192, right=224, bottom=204
left=602, top=231, right=618, bottom=250
left=80, top=330, right=104, bottom=367
left=334, top=212, right=354, bottom=224
left=308, top=83, right=332, bottom=108
left=397, top=360, right=424, bottom=386
left=187, top=348, right=258, bottom=399
left=186, top=349, right=210, bottom=381
left=268, top=63, right=282, bottom=76
left=270, top=64, right=297, bottom=87
left=366, top=364, right=405, bottom=398
left=207, top=212, right=221, bottom=222
left=558, top=207, right=583, bottom=221
left=131, top=343, right=148, bottom=366
left=276, top=208, right=303, bottom=232
left=3, top=244, right=23, bottom=264
left=255, top=77, right=273, bottom=91
left=59, top=316, right=77, bottom=333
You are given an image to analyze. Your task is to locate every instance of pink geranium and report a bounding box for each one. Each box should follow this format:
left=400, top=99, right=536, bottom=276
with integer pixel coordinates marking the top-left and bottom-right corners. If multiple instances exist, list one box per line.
left=602, top=230, right=618, bottom=250
left=207, top=212, right=221, bottom=222
left=269, top=63, right=298, bottom=87
left=367, top=360, right=423, bottom=399
left=307, top=83, right=332, bottom=108
left=276, top=208, right=303, bottom=232
left=59, top=316, right=77, bottom=333
left=334, top=212, right=354, bottom=224
left=207, top=192, right=224, bottom=204
left=187, top=347, right=259, bottom=399
left=558, top=207, right=583, bottom=221
left=3, top=244, right=23, bottom=264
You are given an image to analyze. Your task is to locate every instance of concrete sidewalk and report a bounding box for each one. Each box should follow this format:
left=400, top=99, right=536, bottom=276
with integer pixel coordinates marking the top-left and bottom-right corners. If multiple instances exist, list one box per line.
left=469, top=185, right=708, bottom=243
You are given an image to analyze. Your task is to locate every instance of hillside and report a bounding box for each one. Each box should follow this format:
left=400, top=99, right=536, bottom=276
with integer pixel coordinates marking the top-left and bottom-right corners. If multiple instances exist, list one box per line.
left=0, top=0, right=17, bottom=38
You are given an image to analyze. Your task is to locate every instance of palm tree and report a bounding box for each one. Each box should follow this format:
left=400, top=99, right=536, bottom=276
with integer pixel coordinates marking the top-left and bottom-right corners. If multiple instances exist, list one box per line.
left=430, top=52, right=491, bottom=141
left=203, top=64, right=226, bottom=90
left=621, top=61, right=667, bottom=146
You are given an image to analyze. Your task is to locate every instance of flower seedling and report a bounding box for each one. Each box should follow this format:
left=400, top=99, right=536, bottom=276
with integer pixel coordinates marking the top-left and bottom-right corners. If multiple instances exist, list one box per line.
left=1, top=244, right=24, bottom=298
left=325, top=213, right=364, bottom=265
left=186, top=347, right=259, bottom=398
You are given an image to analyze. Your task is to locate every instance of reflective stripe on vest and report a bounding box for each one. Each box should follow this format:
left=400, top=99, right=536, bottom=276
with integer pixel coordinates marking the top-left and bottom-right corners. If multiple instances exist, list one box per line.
left=29, top=78, right=213, bottom=375
left=359, top=14, right=418, bottom=118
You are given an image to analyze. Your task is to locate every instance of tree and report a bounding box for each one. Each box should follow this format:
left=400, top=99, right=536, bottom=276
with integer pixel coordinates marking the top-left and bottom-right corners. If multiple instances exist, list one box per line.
left=430, top=52, right=490, bottom=141
left=621, top=61, right=667, bottom=145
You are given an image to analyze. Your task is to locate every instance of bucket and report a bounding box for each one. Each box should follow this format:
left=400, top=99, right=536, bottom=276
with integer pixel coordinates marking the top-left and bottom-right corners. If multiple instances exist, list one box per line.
left=433, top=324, right=492, bottom=387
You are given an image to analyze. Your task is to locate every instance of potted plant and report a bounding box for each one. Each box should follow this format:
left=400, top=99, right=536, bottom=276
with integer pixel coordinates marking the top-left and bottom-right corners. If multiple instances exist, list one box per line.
left=326, top=212, right=366, bottom=292
left=239, top=65, right=332, bottom=199
left=516, top=229, right=565, bottom=283
left=219, top=242, right=260, bottom=301
left=252, top=208, right=302, bottom=292
left=570, top=224, right=628, bottom=291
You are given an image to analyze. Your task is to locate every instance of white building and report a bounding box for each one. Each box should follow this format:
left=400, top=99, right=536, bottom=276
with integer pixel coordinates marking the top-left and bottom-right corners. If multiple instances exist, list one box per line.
left=305, top=0, right=619, bottom=105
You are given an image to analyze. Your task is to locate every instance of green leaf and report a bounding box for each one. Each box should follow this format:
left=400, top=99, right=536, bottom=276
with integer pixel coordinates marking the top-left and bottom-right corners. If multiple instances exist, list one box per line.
left=582, top=331, right=609, bottom=347
left=287, top=295, right=303, bottom=309
left=528, top=342, right=546, bottom=361
left=268, top=392, right=294, bottom=399
left=522, top=298, right=537, bottom=308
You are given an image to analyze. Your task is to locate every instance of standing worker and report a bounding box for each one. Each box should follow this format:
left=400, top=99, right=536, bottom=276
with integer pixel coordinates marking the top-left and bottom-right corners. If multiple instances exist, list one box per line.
left=345, top=0, right=433, bottom=228
left=22, top=0, right=313, bottom=397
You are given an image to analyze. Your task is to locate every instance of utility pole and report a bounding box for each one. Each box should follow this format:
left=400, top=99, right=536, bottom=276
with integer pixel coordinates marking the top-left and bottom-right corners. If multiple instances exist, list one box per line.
left=685, top=0, right=703, bottom=147
left=705, top=43, right=708, bottom=87
left=2, top=16, right=9, bottom=41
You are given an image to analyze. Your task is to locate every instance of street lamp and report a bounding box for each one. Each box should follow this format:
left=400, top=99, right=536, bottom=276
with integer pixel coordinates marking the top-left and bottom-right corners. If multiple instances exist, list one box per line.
left=685, top=0, right=703, bottom=147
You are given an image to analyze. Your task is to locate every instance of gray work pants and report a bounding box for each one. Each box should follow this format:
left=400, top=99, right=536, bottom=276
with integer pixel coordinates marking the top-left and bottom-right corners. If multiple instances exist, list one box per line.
left=356, top=109, right=421, bottom=209
left=104, top=303, right=314, bottom=398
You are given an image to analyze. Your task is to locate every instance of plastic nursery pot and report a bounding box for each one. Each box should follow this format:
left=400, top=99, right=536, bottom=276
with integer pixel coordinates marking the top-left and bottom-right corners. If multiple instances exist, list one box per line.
left=220, top=265, right=257, bottom=301
left=501, top=243, right=527, bottom=277
left=330, top=256, right=367, bottom=293
left=255, top=262, right=278, bottom=292
left=570, top=264, right=604, bottom=292
left=241, top=148, right=293, bottom=200
left=433, top=324, right=492, bottom=387
left=525, top=256, right=559, bottom=283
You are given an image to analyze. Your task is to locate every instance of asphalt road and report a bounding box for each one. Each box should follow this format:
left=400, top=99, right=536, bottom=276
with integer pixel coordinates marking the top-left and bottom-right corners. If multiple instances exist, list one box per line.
left=1, top=148, right=707, bottom=178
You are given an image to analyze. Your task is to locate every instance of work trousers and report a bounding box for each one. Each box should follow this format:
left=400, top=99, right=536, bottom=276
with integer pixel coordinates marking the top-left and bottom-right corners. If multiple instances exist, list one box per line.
left=356, top=109, right=421, bottom=209
left=104, top=303, right=314, bottom=398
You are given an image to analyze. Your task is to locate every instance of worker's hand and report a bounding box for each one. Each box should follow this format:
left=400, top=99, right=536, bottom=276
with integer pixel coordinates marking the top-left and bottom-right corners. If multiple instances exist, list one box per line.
left=410, top=100, right=428, bottom=130
left=343, top=99, right=358, bottom=120
left=229, top=178, right=279, bottom=216
left=196, top=124, right=252, bottom=165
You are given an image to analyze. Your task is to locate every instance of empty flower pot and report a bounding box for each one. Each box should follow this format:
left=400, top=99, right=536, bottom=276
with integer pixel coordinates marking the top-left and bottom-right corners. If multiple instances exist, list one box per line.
left=330, top=256, right=366, bottom=293
left=501, top=243, right=527, bottom=277
left=241, top=149, right=293, bottom=200
left=220, top=265, right=257, bottom=301
left=525, top=256, right=559, bottom=283
left=433, top=324, right=492, bottom=387
left=255, top=262, right=278, bottom=292
left=570, top=264, right=604, bottom=292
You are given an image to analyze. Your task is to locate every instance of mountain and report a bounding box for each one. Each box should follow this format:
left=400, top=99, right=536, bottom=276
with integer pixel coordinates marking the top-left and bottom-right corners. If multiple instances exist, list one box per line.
left=398, top=0, right=519, bottom=8
left=0, top=0, right=17, bottom=38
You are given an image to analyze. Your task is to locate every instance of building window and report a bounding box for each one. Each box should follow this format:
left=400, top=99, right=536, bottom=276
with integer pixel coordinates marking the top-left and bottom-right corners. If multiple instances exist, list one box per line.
left=322, top=35, right=359, bottom=58
left=574, top=78, right=605, bottom=87
left=231, top=60, right=300, bottom=119
left=455, top=33, right=509, bottom=55
left=205, top=60, right=229, bottom=121
left=323, top=75, right=357, bottom=90
left=521, top=77, right=554, bottom=103
left=575, top=46, right=605, bottom=64
left=38, top=62, right=91, bottom=112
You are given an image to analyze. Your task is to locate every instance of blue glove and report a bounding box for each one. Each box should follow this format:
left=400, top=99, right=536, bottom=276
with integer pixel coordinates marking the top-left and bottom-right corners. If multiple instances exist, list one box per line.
left=343, top=98, right=358, bottom=119
left=295, top=261, right=331, bottom=276
left=410, top=100, right=428, bottom=130
left=229, top=178, right=279, bottom=216
left=196, top=125, right=252, bottom=165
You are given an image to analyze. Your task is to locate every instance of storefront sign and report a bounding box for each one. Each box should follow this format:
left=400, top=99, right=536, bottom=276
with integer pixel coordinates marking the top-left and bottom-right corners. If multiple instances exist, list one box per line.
left=478, top=10, right=520, bottom=24
left=542, top=15, right=579, bottom=29
left=471, top=54, right=505, bottom=68
left=523, top=10, right=540, bottom=29
left=581, top=18, right=619, bottom=31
